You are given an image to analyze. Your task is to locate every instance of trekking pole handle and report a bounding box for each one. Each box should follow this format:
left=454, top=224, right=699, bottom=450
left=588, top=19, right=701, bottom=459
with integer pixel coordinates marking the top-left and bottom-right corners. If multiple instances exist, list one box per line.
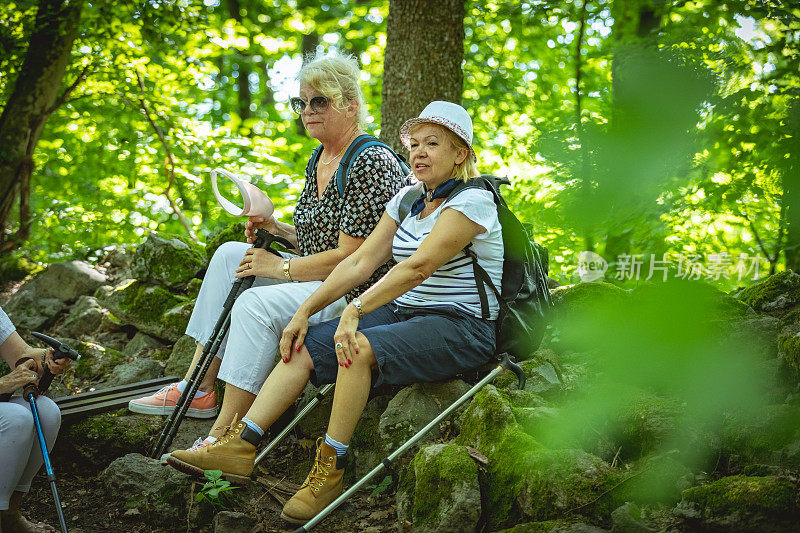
left=499, top=353, right=525, bottom=389
left=30, top=332, right=81, bottom=394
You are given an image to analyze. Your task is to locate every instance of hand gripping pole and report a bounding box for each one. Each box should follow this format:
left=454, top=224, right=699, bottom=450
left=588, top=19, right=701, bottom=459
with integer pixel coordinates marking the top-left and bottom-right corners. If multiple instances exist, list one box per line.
left=151, top=229, right=294, bottom=458
left=293, top=353, right=525, bottom=532
left=21, top=334, right=81, bottom=533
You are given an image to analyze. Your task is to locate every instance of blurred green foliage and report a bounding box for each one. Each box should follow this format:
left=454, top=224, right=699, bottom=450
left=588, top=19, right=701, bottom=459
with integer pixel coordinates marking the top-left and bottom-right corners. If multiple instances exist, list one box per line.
left=0, top=0, right=797, bottom=292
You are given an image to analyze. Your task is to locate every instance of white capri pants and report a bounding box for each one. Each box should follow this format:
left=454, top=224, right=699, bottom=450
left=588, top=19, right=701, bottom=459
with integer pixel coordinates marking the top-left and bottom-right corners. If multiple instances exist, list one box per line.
left=185, top=241, right=347, bottom=395
left=0, top=396, right=61, bottom=510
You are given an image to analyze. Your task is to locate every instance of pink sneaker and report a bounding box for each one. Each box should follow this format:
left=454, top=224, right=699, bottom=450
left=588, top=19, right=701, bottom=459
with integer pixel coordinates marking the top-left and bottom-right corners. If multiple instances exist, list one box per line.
left=128, top=383, right=219, bottom=418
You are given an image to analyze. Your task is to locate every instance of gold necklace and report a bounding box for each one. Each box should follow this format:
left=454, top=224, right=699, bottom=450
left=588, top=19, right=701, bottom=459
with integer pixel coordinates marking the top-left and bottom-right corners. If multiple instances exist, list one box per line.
left=320, top=128, right=359, bottom=165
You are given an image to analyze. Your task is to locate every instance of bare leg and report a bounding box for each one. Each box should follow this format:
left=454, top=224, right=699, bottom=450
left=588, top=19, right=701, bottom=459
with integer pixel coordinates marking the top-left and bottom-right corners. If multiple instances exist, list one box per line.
left=326, top=333, right=375, bottom=445
left=209, top=384, right=257, bottom=438
left=0, top=491, right=55, bottom=533
left=183, top=342, right=222, bottom=393
left=243, top=347, right=315, bottom=431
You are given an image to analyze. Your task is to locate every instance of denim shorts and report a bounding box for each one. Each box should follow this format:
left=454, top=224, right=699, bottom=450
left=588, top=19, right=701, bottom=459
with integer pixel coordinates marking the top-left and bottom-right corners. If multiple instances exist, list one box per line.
left=303, top=303, right=496, bottom=387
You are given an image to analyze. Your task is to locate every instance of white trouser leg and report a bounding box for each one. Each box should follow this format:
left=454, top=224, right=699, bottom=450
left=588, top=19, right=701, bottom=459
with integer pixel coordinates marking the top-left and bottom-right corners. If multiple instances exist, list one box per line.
left=217, top=281, right=347, bottom=395
left=0, top=397, right=61, bottom=508
left=185, top=240, right=287, bottom=359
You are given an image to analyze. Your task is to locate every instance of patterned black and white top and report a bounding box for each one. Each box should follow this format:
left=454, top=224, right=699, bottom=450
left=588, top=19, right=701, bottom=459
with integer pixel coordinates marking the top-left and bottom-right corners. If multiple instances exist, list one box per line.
left=293, top=144, right=407, bottom=301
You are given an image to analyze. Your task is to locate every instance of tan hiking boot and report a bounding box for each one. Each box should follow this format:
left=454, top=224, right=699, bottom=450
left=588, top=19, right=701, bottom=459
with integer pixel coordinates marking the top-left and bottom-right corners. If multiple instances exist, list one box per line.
left=166, top=415, right=260, bottom=484
left=281, top=438, right=346, bottom=524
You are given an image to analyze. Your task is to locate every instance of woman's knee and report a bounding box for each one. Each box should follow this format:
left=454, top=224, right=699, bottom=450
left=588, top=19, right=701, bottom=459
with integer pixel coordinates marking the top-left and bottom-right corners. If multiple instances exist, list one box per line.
left=34, top=397, right=62, bottom=432
left=0, top=403, right=34, bottom=433
left=349, top=333, right=376, bottom=368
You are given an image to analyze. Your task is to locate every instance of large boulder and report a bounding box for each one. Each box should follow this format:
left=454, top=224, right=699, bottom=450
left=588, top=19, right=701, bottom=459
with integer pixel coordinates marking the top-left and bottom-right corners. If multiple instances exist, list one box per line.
left=129, top=232, right=206, bottom=289
left=721, top=404, right=800, bottom=469
left=457, top=386, right=621, bottom=530
left=205, top=222, right=247, bottom=262
left=122, top=332, right=166, bottom=358
left=58, top=295, right=109, bottom=339
left=104, top=357, right=164, bottom=387
left=70, top=339, right=126, bottom=381
left=378, top=381, right=471, bottom=455
left=60, top=410, right=164, bottom=468
left=736, top=271, right=800, bottom=318
left=165, top=334, right=197, bottom=377
left=101, top=279, right=192, bottom=342
left=677, top=475, right=800, bottom=531
left=101, top=453, right=190, bottom=523
left=397, top=443, right=481, bottom=533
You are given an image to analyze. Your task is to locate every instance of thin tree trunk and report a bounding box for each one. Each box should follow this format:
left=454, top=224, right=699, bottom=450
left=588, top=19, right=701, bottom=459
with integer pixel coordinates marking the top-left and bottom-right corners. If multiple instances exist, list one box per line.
left=783, top=97, right=800, bottom=272
left=295, top=32, right=319, bottom=136
left=0, top=0, right=83, bottom=253
left=380, top=0, right=465, bottom=153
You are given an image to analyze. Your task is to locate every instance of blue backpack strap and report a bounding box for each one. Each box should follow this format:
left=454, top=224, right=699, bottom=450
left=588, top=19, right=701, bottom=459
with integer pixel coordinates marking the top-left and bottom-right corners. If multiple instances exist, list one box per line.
left=335, top=135, right=412, bottom=198
left=306, top=144, right=324, bottom=177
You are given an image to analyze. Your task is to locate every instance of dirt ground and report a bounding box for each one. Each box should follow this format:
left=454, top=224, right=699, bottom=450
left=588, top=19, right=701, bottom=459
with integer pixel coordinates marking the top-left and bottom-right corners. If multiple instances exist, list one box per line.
left=24, top=435, right=403, bottom=533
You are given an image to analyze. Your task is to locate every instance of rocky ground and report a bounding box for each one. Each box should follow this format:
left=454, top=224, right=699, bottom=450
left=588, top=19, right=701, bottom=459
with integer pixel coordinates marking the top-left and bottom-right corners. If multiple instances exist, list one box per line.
left=2, top=228, right=800, bottom=532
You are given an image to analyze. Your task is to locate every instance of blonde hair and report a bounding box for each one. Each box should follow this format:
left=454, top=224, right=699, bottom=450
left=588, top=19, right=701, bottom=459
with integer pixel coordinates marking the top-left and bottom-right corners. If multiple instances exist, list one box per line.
left=410, top=123, right=479, bottom=182
left=297, top=51, right=368, bottom=130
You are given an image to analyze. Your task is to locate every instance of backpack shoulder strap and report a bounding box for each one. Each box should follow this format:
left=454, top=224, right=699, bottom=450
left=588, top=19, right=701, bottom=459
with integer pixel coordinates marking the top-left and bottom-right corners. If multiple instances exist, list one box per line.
left=396, top=186, right=423, bottom=226
left=335, top=135, right=412, bottom=197
left=306, top=144, right=324, bottom=177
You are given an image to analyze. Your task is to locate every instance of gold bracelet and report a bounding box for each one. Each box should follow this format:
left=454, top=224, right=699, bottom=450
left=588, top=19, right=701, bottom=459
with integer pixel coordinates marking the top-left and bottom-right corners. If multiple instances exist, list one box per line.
left=351, top=297, right=364, bottom=318
left=283, top=258, right=293, bottom=282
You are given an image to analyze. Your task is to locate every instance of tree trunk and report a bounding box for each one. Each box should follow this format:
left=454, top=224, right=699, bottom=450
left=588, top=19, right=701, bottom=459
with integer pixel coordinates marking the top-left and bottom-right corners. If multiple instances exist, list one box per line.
left=380, top=0, right=464, bottom=153
left=0, top=0, right=83, bottom=253
left=784, top=97, right=800, bottom=272
left=226, top=0, right=252, bottom=125
left=603, top=0, right=665, bottom=262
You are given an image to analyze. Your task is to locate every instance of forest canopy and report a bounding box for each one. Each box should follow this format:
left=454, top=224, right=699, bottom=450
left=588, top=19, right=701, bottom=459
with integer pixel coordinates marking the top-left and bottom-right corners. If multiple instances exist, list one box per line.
left=0, top=0, right=798, bottom=292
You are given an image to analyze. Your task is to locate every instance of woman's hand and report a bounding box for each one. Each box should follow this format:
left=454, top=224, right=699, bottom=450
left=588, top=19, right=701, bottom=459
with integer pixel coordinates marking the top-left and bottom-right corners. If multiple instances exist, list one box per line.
left=43, top=348, right=70, bottom=375
left=245, top=215, right=278, bottom=243
left=0, top=359, right=39, bottom=395
left=280, top=312, right=311, bottom=363
left=235, top=248, right=282, bottom=279
left=333, top=306, right=360, bottom=368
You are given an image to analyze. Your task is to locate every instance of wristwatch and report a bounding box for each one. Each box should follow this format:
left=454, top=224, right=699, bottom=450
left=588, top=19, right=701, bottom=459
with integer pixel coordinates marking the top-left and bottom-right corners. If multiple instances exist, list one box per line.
left=351, top=297, right=364, bottom=318
left=283, top=258, right=293, bottom=282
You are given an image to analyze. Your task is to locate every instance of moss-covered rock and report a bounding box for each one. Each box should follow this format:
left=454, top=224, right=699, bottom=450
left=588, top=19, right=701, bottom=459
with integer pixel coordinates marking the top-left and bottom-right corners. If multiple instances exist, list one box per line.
left=70, top=339, right=126, bottom=380
left=0, top=253, right=41, bottom=283
left=722, top=404, right=800, bottom=469
left=101, top=453, right=190, bottom=524
left=679, top=475, right=799, bottom=529
left=129, top=232, right=206, bottom=289
left=205, top=222, right=247, bottom=261
left=778, top=332, right=800, bottom=381
left=456, top=386, right=519, bottom=455
left=378, top=381, right=471, bottom=454
left=549, top=282, right=628, bottom=318
left=164, top=334, right=197, bottom=377
left=736, top=271, right=800, bottom=317
left=615, top=455, right=694, bottom=506
left=60, top=410, right=164, bottom=468
left=495, top=520, right=607, bottom=533
left=100, top=279, right=190, bottom=342
left=493, top=350, right=563, bottom=398
left=397, top=443, right=481, bottom=532
left=611, top=392, right=685, bottom=461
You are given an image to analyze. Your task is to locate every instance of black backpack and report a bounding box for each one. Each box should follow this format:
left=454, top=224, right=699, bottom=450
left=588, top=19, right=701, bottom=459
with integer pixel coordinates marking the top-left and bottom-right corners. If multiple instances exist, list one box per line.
left=307, top=134, right=411, bottom=197
left=398, top=175, right=551, bottom=361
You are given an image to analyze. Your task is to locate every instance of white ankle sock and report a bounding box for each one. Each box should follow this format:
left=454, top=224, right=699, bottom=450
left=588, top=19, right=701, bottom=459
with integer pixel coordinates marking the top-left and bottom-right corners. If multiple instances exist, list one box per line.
left=176, top=380, right=208, bottom=398
left=324, top=433, right=349, bottom=457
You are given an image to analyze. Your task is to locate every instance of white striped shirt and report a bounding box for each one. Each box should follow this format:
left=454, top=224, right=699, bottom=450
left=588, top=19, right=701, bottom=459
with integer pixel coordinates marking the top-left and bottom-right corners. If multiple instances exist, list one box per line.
left=0, top=306, right=16, bottom=345
left=385, top=184, right=503, bottom=319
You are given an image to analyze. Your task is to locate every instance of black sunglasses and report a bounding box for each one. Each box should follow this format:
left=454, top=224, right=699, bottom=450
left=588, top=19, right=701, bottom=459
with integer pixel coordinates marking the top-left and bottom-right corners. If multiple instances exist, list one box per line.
left=290, top=95, right=330, bottom=115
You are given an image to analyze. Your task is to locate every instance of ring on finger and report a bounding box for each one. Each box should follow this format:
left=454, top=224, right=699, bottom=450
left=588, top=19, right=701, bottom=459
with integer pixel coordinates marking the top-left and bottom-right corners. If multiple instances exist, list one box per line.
left=335, top=342, right=342, bottom=349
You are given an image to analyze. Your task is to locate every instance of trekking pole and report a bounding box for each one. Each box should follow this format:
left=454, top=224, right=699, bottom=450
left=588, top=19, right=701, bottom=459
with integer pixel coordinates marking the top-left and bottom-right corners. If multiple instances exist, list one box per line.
left=22, top=333, right=81, bottom=533
left=151, top=229, right=294, bottom=458
left=293, top=353, right=525, bottom=533
left=254, top=383, right=334, bottom=466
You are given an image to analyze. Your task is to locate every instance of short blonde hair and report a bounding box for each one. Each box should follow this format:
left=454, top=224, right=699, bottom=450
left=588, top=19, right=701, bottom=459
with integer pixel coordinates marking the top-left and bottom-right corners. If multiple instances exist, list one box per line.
left=409, top=123, right=479, bottom=182
left=297, top=51, right=368, bottom=130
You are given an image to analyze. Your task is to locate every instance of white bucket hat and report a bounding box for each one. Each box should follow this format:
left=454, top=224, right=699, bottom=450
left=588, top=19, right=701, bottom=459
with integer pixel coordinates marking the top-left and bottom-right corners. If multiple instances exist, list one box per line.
left=399, top=101, right=476, bottom=161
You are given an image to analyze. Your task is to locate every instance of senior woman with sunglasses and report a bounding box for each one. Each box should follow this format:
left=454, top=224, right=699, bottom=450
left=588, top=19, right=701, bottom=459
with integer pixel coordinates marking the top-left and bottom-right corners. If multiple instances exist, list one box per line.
left=129, top=51, right=406, bottom=451
left=166, top=101, right=502, bottom=525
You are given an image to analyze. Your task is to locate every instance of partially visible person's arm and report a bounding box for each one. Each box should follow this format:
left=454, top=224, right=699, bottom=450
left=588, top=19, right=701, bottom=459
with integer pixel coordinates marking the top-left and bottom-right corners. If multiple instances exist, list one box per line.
left=0, top=307, right=69, bottom=376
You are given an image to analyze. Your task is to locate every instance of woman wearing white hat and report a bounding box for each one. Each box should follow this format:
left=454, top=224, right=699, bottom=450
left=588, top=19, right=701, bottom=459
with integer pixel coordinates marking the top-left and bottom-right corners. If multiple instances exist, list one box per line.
left=166, top=101, right=503, bottom=524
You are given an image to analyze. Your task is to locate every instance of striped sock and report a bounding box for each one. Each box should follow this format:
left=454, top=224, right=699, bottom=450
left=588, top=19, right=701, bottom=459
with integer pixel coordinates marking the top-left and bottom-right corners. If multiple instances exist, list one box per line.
left=242, top=417, right=264, bottom=436
left=324, top=433, right=349, bottom=457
